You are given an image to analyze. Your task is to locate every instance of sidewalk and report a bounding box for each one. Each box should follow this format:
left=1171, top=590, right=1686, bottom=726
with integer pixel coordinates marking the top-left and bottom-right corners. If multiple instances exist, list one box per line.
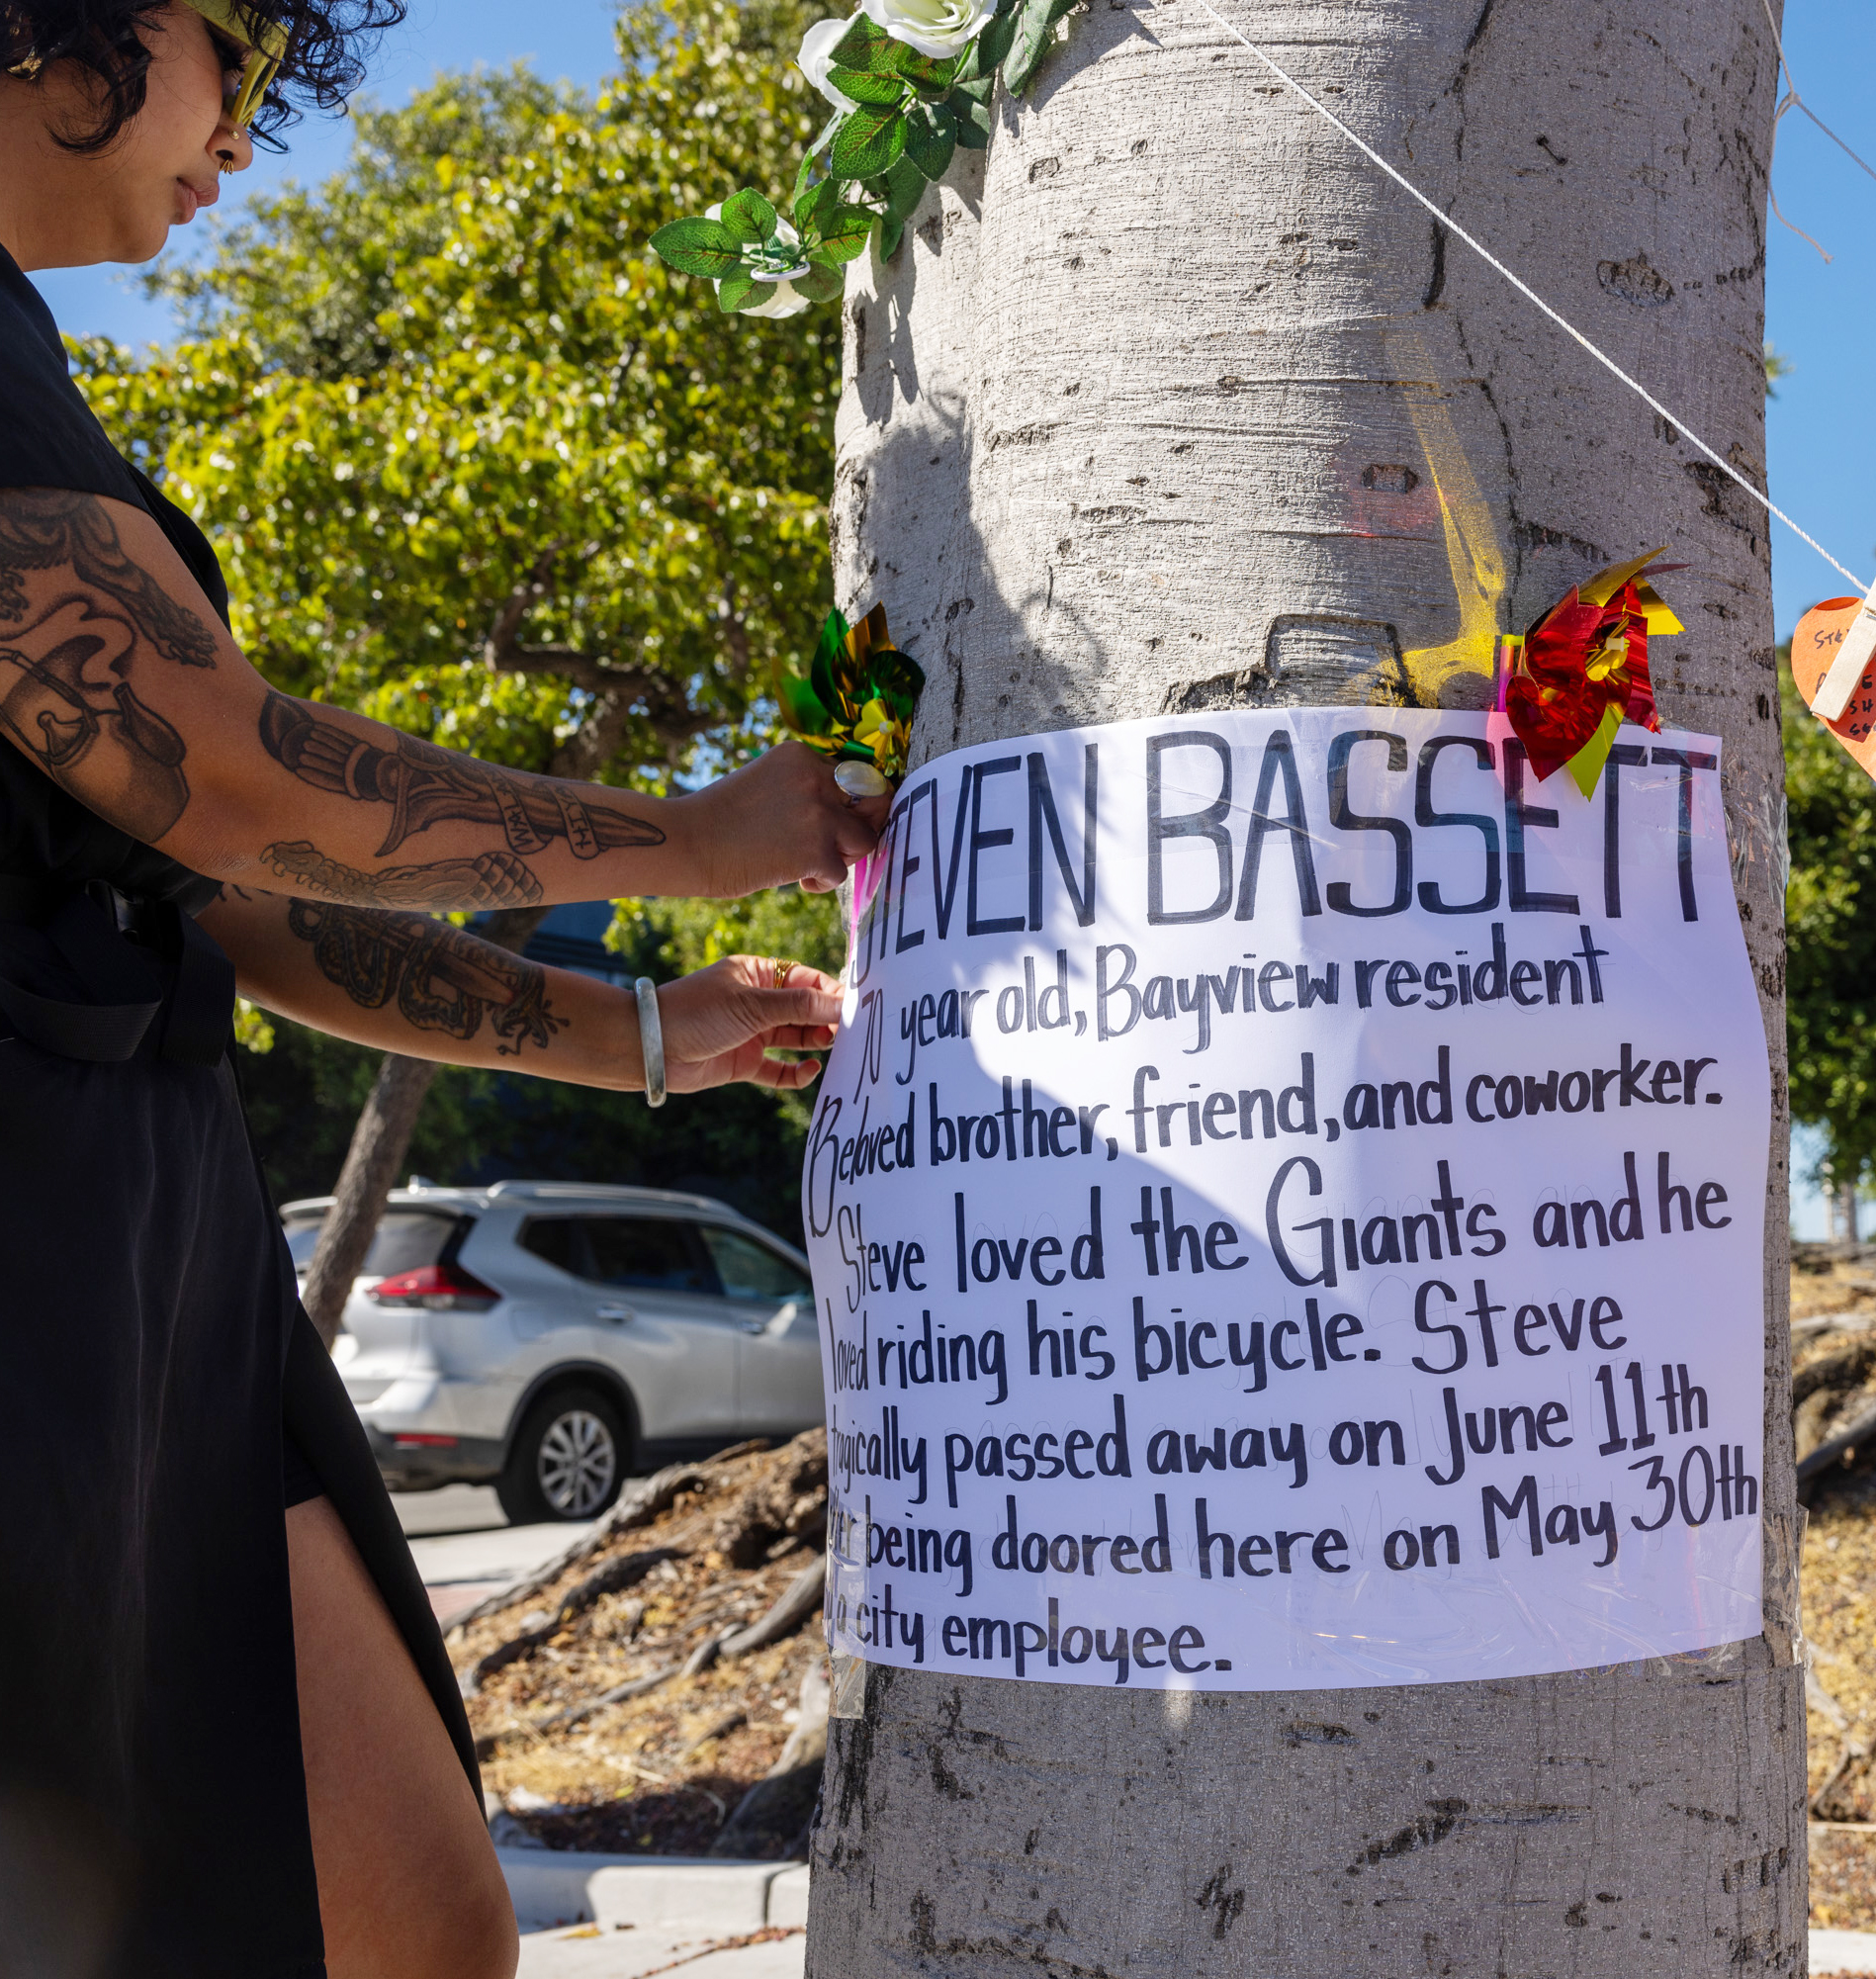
left=1814, top=1927, right=1876, bottom=1975
left=497, top=1848, right=1876, bottom=1979
left=505, top=1856, right=808, bottom=1977
left=517, top=1922, right=803, bottom=1977
left=395, top=1484, right=593, bottom=1626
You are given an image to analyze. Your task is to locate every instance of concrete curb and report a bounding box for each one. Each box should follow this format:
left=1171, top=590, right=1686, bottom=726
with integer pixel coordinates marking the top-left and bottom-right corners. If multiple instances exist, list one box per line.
left=1813, top=1927, right=1876, bottom=1975
left=499, top=1850, right=810, bottom=1934
left=504, top=1859, right=1870, bottom=1967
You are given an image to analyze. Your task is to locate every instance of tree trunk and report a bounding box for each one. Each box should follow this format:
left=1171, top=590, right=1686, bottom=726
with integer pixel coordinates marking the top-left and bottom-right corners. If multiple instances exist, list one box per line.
left=1829, top=1177, right=1857, bottom=1246
left=811, top=1, right=1800, bottom=1970
left=299, top=903, right=551, bottom=1347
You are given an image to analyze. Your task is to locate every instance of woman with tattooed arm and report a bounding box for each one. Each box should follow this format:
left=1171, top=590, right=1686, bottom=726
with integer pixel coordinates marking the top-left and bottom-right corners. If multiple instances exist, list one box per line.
left=0, top=8, right=884, bottom=1976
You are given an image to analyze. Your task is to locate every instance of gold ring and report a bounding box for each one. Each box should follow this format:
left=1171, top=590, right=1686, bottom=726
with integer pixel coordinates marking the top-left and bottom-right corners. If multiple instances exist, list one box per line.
left=773, top=959, right=791, bottom=990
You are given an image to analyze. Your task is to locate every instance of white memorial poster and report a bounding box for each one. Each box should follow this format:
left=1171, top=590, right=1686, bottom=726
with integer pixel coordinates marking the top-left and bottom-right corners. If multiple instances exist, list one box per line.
left=803, top=709, right=1770, bottom=1690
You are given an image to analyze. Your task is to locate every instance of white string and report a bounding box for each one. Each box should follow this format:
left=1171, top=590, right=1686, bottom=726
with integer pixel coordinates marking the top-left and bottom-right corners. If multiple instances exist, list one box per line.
left=1176, top=0, right=1871, bottom=594
left=1760, top=0, right=1876, bottom=264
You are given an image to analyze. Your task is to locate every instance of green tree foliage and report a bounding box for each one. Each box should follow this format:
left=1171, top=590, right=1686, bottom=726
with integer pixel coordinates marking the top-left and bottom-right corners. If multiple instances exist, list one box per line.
left=68, top=0, right=850, bottom=1237
left=1784, top=652, right=1876, bottom=1190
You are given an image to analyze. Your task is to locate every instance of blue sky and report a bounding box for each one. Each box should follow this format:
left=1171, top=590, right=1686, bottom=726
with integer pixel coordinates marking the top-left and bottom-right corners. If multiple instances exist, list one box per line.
left=36, top=0, right=1872, bottom=640
left=30, top=0, right=1874, bottom=1232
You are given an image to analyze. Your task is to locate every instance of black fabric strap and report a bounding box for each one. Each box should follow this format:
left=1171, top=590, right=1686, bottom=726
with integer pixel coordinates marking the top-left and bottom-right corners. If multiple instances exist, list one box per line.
left=0, top=890, right=163, bottom=1061
left=0, top=882, right=236, bottom=1065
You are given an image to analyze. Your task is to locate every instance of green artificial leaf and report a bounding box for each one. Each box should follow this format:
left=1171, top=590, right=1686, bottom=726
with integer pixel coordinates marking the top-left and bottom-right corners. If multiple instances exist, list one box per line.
left=903, top=99, right=956, bottom=181
left=830, top=102, right=907, bottom=180
left=879, top=214, right=906, bottom=260
left=795, top=172, right=840, bottom=240
left=946, top=85, right=993, bottom=147
left=814, top=200, right=878, bottom=263
left=826, top=63, right=910, bottom=106
left=792, top=262, right=845, bottom=304
left=649, top=216, right=744, bottom=278
left=717, top=188, right=778, bottom=242
left=717, top=267, right=759, bottom=313
left=831, top=15, right=899, bottom=72
left=883, top=153, right=928, bottom=223
left=960, top=2, right=1020, bottom=80
left=1002, top=0, right=1063, bottom=95
left=886, top=44, right=965, bottom=97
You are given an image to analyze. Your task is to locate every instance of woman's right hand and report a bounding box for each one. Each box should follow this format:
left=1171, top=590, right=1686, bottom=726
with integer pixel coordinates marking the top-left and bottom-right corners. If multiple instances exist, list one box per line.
left=671, top=742, right=893, bottom=897
left=655, top=954, right=845, bottom=1092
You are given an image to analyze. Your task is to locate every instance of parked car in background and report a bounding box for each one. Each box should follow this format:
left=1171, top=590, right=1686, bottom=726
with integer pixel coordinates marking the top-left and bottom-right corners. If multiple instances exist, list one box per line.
left=281, top=1181, right=822, bottom=1522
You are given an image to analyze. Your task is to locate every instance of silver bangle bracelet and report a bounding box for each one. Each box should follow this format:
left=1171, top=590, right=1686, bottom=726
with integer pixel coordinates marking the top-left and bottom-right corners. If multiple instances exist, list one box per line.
left=634, top=976, right=667, bottom=1109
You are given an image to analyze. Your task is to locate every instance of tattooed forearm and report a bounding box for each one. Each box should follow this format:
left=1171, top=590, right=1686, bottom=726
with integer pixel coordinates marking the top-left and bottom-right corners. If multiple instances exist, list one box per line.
left=287, top=899, right=565, bottom=1056
left=259, top=690, right=666, bottom=861
left=0, top=491, right=219, bottom=667
left=0, top=595, right=190, bottom=839
left=261, top=840, right=543, bottom=908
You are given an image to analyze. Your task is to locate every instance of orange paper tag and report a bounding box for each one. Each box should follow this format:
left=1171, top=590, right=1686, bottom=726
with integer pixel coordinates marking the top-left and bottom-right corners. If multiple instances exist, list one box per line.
left=1792, top=595, right=1876, bottom=774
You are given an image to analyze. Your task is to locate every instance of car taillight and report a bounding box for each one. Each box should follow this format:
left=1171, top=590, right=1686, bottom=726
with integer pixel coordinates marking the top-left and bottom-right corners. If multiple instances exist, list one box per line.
left=368, top=1263, right=499, bottom=1310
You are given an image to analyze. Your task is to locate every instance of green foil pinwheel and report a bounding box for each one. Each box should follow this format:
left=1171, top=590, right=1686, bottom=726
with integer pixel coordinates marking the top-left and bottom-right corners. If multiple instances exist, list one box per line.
left=778, top=602, right=925, bottom=784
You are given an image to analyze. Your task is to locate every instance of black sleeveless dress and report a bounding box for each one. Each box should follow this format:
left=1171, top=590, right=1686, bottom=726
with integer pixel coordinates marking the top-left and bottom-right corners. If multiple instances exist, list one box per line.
left=0, top=248, right=477, bottom=1977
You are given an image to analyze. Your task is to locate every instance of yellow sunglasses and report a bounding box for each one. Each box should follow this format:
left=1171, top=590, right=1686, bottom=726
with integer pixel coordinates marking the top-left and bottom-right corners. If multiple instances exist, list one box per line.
left=180, top=0, right=290, bottom=135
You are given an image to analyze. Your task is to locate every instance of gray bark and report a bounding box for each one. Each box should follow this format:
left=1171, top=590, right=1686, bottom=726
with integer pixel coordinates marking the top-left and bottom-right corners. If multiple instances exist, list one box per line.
left=299, top=903, right=551, bottom=1347
left=810, top=0, right=1801, bottom=1970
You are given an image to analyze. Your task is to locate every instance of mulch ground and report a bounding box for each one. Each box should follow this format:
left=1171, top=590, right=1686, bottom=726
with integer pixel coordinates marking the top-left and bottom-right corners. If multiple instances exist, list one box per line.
left=1797, top=1245, right=1876, bottom=1929
left=450, top=1257, right=1876, bottom=1906
left=450, top=1432, right=829, bottom=1857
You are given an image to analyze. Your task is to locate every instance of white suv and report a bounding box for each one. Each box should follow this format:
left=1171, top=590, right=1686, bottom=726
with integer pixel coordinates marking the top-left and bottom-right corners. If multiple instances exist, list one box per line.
left=281, top=1180, right=823, bottom=1522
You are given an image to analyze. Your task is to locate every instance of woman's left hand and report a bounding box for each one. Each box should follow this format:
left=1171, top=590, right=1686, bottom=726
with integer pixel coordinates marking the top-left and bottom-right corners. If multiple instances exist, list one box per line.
left=655, top=954, right=844, bottom=1092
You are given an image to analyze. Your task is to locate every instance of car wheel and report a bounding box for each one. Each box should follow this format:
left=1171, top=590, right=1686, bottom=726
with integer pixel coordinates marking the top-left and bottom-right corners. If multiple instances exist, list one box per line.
left=497, top=1387, right=628, bottom=1524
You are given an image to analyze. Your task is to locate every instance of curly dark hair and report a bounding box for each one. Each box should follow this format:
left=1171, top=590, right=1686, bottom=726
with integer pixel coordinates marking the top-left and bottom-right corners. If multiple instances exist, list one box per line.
left=1, top=1, right=406, bottom=151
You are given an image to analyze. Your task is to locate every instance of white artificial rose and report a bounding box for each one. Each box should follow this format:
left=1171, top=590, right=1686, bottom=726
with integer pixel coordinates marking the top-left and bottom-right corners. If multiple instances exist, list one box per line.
left=742, top=281, right=815, bottom=318
left=797, top=17, right=859, bottom=112
left=859, top=0, right=994, bottom=56
left=705, top=204, right=815, bottom=318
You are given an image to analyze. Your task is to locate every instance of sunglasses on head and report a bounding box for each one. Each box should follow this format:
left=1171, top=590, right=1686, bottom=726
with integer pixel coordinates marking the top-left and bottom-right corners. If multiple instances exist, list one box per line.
left=179, top=0, right=290, bottom=135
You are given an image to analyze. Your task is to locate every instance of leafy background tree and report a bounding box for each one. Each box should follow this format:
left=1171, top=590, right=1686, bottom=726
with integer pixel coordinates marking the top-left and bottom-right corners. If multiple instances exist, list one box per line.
left=72, top=0, right=847, bottom=1243
left=1784, top=648, right=1876, bottom=1210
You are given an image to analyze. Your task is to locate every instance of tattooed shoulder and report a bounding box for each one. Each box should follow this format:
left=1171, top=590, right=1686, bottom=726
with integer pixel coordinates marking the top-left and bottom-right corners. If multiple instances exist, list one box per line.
left=0, top=490, right=219, bottom=668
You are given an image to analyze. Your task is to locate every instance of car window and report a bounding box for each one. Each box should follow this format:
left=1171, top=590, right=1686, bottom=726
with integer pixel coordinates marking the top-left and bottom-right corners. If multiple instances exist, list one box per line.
left=699, top=1227, right=812, bottom=1303
left=280, top=1210, right=459, bottom=1276
left=519, top=1217, right=585, bottom=1276
left=282, top=1217, right=322, bottom=1269
left=582, top=1217, right=714, bottom=1293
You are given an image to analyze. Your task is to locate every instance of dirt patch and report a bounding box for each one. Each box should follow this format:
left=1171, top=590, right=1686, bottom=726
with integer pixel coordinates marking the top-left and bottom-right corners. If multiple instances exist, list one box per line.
left=1812, top=1825, right=1876, bottom=1934
left=450, top=1432, right=830, bottom=1857
left=1797, top=1244, right=1876, bottom=1924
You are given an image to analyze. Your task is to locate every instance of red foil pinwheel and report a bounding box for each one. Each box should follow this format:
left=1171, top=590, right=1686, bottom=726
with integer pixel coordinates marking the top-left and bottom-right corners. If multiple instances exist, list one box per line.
left=1501, top=549, right=1680, bottom=796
